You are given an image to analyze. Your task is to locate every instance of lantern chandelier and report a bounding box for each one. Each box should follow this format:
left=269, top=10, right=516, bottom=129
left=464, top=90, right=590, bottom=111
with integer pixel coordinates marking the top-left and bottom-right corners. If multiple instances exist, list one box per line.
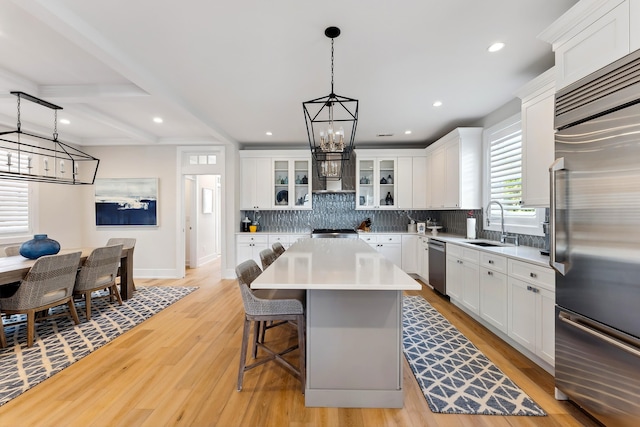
left=0, top=91, right=99, bottom=185
left=303, top=26, right=358, bottom=180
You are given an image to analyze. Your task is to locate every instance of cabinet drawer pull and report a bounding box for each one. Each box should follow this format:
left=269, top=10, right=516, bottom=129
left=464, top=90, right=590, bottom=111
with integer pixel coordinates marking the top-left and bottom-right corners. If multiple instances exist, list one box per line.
left=488, top=260, right=494, bottom=264
left=487, top=271, right=493, bottom=276
left=530, top=272, right=537, bottom=278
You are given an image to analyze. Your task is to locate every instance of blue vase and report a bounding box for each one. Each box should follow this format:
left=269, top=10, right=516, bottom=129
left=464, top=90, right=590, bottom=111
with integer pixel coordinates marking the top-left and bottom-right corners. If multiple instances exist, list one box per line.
left=19, top=234, right=61, bottom=259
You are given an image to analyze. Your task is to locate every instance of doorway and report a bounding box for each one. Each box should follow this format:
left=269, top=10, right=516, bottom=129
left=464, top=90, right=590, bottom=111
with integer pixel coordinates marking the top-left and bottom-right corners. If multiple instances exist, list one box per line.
left=185, top=174, right=222, bottom=269
left=176, top=146, right=226, bottom=280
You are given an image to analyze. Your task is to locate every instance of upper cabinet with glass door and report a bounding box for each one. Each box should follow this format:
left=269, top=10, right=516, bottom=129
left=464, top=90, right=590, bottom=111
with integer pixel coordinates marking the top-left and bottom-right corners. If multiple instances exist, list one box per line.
left=272, top=156, right=312, bottom=210
left=356, top=153, right=397, bottom=210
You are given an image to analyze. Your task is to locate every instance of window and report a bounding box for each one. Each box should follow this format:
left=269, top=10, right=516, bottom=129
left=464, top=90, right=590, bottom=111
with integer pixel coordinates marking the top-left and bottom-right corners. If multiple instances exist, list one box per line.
left=0, top=180, right=30, bottom=236
left=483, top=114, right=544, bottom=236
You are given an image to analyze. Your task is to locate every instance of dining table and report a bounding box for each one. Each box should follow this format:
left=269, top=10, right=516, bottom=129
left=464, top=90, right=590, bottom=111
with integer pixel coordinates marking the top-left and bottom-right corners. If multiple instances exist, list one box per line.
left=0, top=246, right=135, bottom=300
left=251, top=237, right=421, bottom=408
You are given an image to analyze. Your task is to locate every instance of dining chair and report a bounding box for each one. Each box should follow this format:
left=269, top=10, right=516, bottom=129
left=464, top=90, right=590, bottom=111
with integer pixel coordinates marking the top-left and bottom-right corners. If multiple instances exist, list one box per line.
left=73, top=244, right=123, bottom=320
left=0, top=251, right=82, bottom=347
left=272, top=242, right=286, bottom=256
left=3, top=245, right=21, bottom=257
left=235, top=259, right=306, bottom=393
left=105, top=238, right=136, bottom=291
left=259, top=248, right=278, bottom=270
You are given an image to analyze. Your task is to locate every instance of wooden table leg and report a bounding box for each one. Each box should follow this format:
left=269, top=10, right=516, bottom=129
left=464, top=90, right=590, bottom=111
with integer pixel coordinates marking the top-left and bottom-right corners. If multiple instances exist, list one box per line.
left=119, top=248, right=135, bottom=300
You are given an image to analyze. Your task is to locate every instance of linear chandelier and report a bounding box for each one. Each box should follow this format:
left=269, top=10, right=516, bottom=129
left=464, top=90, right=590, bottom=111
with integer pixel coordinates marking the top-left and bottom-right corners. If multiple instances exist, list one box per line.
left=0, top=91, right=99, bottom=185
left=303, top=26, right=358, bottom=180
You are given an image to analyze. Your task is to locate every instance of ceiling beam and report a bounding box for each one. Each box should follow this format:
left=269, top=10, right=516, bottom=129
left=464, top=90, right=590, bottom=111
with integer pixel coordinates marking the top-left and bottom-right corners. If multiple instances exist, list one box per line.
left=39, top=83, right=149, bottom=101
left=70, top=103, right=158, bottom=144
left=11, top=0, right=238, bottom=147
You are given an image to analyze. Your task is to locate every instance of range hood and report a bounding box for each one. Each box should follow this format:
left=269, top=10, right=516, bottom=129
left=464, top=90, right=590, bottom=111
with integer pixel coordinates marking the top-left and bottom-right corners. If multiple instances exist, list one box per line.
left=311, top=152, right=356, bottom=193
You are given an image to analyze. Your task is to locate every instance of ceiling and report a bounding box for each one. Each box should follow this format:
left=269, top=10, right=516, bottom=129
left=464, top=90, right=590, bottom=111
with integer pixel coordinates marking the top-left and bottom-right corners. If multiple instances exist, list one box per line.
left=0, top=0, right=578, bottom=150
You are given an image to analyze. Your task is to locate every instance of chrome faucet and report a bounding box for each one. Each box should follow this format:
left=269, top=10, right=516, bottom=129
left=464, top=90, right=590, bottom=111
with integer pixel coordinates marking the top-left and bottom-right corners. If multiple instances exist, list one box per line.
left=485, top=200, right=518, bottom=245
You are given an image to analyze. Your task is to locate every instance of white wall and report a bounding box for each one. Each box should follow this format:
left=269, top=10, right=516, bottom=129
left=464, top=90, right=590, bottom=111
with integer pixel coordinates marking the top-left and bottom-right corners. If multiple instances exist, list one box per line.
left=80, top=145, right=179, bottom=278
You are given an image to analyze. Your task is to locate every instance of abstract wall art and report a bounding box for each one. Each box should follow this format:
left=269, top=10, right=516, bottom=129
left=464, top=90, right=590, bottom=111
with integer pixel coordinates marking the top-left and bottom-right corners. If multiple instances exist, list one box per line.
left=95, top=178, right=158, bottom=226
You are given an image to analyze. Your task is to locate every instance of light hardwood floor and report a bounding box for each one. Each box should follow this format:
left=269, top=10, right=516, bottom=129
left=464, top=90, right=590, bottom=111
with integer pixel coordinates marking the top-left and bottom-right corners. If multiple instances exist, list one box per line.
left=0, top=259, right=601, bottom=427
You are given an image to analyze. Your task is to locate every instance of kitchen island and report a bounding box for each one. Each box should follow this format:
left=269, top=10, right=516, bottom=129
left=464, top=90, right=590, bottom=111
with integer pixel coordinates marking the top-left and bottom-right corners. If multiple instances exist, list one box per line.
left=251, top=237, right=421, bottom=408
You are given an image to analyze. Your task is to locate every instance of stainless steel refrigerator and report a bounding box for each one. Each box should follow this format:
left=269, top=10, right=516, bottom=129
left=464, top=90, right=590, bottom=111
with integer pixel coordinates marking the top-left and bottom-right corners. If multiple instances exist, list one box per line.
left=551, top=49, right=640, bottom=426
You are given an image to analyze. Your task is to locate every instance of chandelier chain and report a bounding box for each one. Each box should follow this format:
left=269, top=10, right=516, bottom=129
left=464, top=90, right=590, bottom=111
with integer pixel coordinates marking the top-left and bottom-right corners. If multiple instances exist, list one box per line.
left=53, top=110, right=58, bottom=141
left=330, top=38, right=334, bottom=94
left=16, top=94, right=21, bottom=131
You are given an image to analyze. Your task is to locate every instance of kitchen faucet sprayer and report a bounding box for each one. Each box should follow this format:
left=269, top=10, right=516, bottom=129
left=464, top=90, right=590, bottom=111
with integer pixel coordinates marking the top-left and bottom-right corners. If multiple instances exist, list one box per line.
left=485, top=200, right=518, bottom=245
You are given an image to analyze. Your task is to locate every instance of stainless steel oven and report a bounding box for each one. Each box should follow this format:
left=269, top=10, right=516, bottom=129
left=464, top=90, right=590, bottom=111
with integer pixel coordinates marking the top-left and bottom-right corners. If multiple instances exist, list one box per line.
left=428, top=238, right=446, bottom=294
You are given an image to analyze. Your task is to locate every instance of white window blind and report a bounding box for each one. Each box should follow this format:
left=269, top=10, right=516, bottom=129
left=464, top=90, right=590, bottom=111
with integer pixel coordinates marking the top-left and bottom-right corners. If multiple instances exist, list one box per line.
left=487, top=121, right=534, bottom=219
left=0, top=180, right=29, bottom=234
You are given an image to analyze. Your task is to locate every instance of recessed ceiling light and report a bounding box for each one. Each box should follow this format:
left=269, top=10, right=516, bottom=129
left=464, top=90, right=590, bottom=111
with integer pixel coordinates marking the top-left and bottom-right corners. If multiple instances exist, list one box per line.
left=404, top=130, right=412, bottom=135
left=265, top=131, right=273, bottom=136
left=433, top=100, right=443, bottom=107
left=488, top=42, right=505, bottom=53
left=59, top=118, right=70, bottom=125
left=153, top=117, right=163, bottom=123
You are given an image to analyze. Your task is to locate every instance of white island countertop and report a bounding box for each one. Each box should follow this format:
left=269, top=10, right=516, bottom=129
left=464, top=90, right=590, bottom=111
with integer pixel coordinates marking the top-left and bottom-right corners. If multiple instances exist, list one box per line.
left=252, top=238, right=421, bottom=291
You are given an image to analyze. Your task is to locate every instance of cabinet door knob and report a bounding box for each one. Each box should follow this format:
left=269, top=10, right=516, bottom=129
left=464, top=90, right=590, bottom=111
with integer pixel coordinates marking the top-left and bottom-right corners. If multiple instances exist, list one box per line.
left=487, top=271, right=493, bottom=276
left=527, top=285, right=532, bottom=291
left=530, top=272, right=537, bottom=278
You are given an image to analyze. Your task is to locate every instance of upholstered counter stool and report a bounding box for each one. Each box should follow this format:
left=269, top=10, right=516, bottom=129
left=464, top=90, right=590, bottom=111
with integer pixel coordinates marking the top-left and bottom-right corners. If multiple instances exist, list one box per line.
left=272, top=242, right=286, bottom=256
left=235, top=259, right=306, bottom=393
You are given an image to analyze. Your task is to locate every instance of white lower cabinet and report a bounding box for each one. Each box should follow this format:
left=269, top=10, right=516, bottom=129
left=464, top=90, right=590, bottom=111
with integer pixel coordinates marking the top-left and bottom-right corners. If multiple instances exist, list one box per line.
left=401, top=234, right=419, bottom=274
left=236, top=234, right=269, bottom=266
left=445, top=243, right=555, bottom=371
left=446, top=244, right=479, bottom=314
left=418, top=236, right=429, bottom=284
left=507, top=259, right=555, bottom=367
left=478, top=252, right=508, bottom=334
left=362, top=234, right=402, bottom=267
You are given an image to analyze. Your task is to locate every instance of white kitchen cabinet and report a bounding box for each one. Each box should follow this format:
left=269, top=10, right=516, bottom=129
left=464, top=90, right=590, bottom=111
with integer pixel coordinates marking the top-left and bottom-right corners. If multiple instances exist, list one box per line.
left=507, top=259, right=555, bottom=366
left=540, top=0, right=640, bottom=89
left=361, top=234, right=402, bottom=267
left=479, top=252, right=508, bottom=333
left=446, top=243, right=480, bottom=314
left=240, top=157, right=272, bottom=210
left=401, top=234, right=419, bottom=274
left=236, top=234, right=270, bottom=266
left=396, top=152, right=428, bottom=210
left=426, top=128, right=482, bottom=209
left=428, top=146, right=445, bottom=208
left=356, top=154, right=397, bottom=209
left=240, top=150, right=312, bottom=211
left=418, top=236, right=429, bottom=284
left=516, top=68, right=555, bottom=208
left=272, top=157, right=312, bottom=210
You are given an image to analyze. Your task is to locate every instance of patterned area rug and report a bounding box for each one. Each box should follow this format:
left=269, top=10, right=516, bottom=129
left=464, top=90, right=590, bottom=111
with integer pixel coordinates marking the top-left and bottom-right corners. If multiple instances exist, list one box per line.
left=403, top=295, right=546, bottom=416
left=0, top=286, right=196, bottom=407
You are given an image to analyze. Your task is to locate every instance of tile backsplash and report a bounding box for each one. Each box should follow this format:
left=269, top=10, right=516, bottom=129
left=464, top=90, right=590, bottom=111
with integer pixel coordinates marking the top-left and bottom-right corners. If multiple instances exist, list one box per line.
left=242, top=193, right=545, bottom=249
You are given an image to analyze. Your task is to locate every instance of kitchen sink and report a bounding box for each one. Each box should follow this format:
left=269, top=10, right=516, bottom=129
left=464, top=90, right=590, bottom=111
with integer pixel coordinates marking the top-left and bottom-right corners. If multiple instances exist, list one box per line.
left=464, top=241, right=503, bottom=247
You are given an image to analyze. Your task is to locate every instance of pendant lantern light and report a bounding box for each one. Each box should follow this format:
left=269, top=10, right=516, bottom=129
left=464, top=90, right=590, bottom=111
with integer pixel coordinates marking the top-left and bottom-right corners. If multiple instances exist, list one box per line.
left=302, top=27, right=358, bottom=180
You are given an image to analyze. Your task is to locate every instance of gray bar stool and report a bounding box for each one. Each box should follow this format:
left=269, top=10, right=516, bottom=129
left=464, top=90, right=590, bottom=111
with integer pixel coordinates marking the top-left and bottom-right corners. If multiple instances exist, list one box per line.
left=235, top=259, right=306, bottom=393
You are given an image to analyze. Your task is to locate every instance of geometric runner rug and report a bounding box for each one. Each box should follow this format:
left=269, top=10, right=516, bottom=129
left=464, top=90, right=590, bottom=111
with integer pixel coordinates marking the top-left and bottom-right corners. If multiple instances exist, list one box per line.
left=0, top=286, right=197, bottom=407
left=403, top=295, right=546, bottom=416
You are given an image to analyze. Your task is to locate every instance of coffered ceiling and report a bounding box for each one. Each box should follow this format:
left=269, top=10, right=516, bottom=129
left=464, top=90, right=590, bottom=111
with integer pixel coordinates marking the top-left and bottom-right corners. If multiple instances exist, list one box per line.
left=0, top=0, right=578, bottom=149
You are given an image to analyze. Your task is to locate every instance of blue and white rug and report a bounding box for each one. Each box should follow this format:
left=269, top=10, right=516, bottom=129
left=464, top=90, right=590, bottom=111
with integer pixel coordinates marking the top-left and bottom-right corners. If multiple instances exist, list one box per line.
left=0, top=286, right=197, bottom=407
left=403, top=295, right=546, bottom=416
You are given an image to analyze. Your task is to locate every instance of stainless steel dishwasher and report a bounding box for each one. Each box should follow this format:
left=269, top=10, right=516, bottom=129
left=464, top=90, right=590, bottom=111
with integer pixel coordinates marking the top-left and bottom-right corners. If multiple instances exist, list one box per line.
left=428, top=238, right=446, bottom=294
